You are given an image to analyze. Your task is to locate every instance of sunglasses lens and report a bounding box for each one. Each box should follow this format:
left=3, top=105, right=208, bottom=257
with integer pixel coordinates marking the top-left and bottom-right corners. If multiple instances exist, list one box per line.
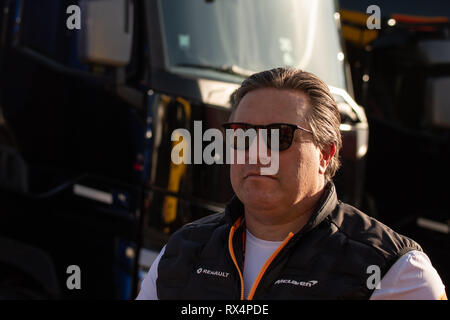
left=223, top=123, right=295, bottom=151
left=225, top=124, right=254, bottom=150
left=280, top=125, right=296, bottom=151
left=267, top=124, right=295, bottom=151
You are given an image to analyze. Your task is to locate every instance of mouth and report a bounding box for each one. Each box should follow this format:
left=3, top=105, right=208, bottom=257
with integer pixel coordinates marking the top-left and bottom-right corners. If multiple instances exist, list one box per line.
left=244, top=172, right=278, bottom=180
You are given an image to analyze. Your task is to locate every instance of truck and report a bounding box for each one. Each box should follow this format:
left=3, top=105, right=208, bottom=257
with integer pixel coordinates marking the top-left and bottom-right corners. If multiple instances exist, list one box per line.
left=339, top=0, right=450, bottom=290
left=0, top=0, right=368, bottom=299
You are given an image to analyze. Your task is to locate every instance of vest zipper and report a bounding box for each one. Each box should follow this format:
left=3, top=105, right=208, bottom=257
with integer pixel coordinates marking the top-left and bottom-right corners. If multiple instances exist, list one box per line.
left=246, top=231, right=294, bottom=300
left=228, top=217, right=294, bottom=300
left=228, top=217, right=245, bottom=300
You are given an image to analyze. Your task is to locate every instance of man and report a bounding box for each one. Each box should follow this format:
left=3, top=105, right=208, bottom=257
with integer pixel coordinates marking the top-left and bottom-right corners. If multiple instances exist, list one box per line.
left=137, top=68, right=446, bottom=300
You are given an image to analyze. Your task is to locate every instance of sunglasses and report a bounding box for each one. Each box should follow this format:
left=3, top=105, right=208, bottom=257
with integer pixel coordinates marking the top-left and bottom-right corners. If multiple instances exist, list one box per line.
left=222, top=122, right=313, bottom=151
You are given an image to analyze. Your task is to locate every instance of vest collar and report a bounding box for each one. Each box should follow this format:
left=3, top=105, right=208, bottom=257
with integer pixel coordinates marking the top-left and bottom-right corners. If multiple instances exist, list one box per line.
left=224, top=181, right=338, bottom=236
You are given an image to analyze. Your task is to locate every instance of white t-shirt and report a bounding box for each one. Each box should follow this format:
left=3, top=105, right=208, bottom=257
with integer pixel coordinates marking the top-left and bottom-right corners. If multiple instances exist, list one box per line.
left=136, top=229, right=446, bottom=300
left=242, top=231, right=283, bottom=298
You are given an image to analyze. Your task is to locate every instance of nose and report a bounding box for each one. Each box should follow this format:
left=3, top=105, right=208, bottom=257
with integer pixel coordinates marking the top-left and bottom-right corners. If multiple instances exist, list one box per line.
left=248, top=130, right=271, bottom=165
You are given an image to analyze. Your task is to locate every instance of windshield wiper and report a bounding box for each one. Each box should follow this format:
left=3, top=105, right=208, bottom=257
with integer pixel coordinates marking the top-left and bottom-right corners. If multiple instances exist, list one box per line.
left=175, top=63, right=254, bottom=78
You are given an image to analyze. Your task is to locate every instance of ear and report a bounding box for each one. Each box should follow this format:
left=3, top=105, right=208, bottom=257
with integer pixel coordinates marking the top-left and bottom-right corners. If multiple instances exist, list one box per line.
left=319, top=143, right=336, bottom=175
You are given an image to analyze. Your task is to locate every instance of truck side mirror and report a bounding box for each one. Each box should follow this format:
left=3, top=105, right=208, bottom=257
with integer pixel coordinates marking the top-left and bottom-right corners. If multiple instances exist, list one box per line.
left=419, top=40, right=450, bottom=65
left=78, top=0, right=134, bottom=67
left=419, top=40, right=450, bottom=129
left=426, top=77, right=450, bottom=129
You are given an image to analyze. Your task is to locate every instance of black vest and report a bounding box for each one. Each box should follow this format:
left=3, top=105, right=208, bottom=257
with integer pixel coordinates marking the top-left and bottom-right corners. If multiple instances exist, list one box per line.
left=157, top=183, right=422, bottom=300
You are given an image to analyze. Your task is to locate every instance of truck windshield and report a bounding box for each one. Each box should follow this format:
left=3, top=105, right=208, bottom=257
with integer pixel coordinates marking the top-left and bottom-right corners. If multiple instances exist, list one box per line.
left=159, top=0, right=347, bottom=89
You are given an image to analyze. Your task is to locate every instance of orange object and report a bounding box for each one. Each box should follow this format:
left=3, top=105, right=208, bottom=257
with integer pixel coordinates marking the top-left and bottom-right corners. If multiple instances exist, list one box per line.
left=392, top=14, right=449, bottom=24
left=227, top=216, right=295, bottom=300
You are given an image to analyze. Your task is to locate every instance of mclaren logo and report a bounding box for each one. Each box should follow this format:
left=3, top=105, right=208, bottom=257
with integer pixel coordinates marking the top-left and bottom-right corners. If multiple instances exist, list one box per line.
left=274, top=279, right=318, bottom=287
left=196, top=268, right=230, bottom=278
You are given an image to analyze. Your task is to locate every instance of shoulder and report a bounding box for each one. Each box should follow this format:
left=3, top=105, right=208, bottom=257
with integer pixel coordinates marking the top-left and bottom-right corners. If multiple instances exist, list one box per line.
left=156, top=211, right=234, bottom=297
left=170, top=211, right=227, bottom=239
left=370, top=250, right=447, bottom=300
left=328, top=201, right=422, bottom=260
left=162, top=211, right=229, bottom=257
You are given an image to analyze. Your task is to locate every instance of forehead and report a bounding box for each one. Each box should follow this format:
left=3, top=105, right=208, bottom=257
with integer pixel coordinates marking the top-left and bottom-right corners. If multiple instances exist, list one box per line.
left=233, top=88, right=310, bottom=124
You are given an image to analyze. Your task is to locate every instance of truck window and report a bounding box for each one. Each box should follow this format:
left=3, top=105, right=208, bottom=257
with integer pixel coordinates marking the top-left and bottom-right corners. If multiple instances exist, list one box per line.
left=158, top=0, right=348, bottom=90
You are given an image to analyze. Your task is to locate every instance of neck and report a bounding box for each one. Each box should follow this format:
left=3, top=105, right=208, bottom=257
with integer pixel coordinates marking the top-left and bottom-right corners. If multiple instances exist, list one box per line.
left=244, top=188, right=325, bottom=241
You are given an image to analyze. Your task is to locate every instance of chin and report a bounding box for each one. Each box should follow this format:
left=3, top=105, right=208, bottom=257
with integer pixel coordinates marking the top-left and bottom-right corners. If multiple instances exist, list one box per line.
left=240, top=190, right=282, bottom=210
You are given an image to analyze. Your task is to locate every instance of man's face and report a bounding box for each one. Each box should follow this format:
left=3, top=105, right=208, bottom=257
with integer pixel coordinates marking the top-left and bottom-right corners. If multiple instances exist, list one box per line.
left=230, top=88, right=327, bottom=218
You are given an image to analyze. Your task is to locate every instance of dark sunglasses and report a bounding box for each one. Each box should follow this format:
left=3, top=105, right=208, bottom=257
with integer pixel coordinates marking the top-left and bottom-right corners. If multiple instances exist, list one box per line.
left=222, top=122, right=313, bottom=151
